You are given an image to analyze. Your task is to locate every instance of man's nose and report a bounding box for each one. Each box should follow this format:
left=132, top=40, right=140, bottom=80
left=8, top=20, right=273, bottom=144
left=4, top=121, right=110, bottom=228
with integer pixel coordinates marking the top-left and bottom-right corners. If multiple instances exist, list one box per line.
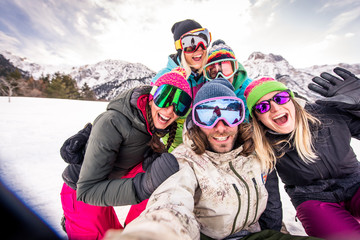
left=214, top=119, right=227, bottom=132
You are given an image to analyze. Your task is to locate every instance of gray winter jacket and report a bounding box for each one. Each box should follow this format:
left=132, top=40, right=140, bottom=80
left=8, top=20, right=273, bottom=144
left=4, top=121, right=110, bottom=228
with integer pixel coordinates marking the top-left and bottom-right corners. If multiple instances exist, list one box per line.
left=76, top=86, right=153, bottom=206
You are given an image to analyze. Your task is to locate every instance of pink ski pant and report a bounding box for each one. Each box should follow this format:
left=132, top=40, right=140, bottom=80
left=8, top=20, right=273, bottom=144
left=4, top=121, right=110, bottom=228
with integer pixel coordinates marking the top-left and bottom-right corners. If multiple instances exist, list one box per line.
left=296, top=186, right=360, bottom=240
left=60, top=163, right=147, bottom=240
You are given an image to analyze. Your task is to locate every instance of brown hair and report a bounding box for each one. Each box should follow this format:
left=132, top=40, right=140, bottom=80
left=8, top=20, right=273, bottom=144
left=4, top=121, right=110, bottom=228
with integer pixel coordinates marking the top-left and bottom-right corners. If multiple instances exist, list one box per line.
left=186, top=122, right=254, bottom=156
left=145, top=103, right=178, bottom=153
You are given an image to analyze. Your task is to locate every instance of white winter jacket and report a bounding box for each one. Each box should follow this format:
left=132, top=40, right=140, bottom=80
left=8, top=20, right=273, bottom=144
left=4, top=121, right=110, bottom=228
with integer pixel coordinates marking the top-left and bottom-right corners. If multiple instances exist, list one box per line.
left=122, top=141, right=269, bottom=240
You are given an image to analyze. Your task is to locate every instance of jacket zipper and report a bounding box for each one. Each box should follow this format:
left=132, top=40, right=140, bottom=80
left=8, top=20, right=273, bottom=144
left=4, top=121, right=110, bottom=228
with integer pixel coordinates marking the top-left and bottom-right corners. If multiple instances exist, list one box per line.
left=231, top=184, right=241, bottom=235
left=229, top=162, right=250, bottom=231
left=249, top=178, right=259, bottom=225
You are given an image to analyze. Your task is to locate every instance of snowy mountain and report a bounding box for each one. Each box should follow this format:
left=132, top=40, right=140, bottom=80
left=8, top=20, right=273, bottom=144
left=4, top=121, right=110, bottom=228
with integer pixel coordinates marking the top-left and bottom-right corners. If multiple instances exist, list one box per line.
left=69, top=60, right=155, bottom=100
left=0, top=50, right=73, bottom=79
left=243, top=52, right=360, bottom=101
left=0, top=51, right=156, bottom=100
left=2, top=50, right=360, bottom=101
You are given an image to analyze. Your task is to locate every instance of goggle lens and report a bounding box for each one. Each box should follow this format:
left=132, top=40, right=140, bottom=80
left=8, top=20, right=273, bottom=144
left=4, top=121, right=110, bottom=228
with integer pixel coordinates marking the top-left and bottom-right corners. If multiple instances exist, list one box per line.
left=183, top=42, right=206, bottom=53
left=153, top=85, right=192, bottom=117
left=176, top=28, right=211, bottom=52
left=254, top=91, right=291, bottom=114
left=204, top=59, right=237, bottom=81
left=193, top=97, right=245, bottom=128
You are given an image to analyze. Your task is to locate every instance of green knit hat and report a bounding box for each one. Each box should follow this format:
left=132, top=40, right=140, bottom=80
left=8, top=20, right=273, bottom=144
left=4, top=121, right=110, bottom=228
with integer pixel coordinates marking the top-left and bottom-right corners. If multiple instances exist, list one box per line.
left=244, top=77, right=294, bottom=117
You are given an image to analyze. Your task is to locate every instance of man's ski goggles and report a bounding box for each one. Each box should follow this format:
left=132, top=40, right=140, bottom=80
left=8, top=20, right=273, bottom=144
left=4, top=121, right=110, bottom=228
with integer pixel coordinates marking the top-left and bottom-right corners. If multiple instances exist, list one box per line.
left=175, top=28, right=212, bottom=53
left=192, top=97, right=245, bottom=129
left=151, top=84, right=192, bottom=117
left=204, top=59, right=238, bottom=81
left=253, top=91, right=292, bottom=114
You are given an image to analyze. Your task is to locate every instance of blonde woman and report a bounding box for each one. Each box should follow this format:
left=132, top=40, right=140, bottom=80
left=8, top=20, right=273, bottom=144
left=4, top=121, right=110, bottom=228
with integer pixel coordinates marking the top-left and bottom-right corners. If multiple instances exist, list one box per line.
left=151, top=19, right=211, bottom=151
left=244, top=69, right=360, bottom=240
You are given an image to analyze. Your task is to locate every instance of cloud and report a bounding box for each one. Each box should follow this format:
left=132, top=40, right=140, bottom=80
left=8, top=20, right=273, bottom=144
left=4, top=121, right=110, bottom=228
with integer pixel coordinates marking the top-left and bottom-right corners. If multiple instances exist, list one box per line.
left=0, top=31, right=20, bottom=51
left=0, top=0, right=358, bottom=71
left=327, top=6, right=360, bottom=34
left=318, top=0, right=360, bottom=12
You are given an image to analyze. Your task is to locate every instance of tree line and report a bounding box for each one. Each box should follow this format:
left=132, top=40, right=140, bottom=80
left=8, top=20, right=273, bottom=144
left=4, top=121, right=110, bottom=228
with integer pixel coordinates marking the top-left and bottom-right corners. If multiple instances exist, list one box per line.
left=0, top=69, right=96, bottom=102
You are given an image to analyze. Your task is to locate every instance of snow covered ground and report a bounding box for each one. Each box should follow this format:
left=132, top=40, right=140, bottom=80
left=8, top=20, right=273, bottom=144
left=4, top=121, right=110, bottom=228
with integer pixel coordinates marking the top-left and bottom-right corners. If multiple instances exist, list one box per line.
left=0, top=96, right=359, bottom=239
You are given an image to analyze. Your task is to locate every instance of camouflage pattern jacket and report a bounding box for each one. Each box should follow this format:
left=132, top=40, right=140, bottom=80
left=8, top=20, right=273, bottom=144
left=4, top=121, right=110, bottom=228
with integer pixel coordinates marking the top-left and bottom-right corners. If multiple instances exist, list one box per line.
left=121, top=136, right=269, bottom=240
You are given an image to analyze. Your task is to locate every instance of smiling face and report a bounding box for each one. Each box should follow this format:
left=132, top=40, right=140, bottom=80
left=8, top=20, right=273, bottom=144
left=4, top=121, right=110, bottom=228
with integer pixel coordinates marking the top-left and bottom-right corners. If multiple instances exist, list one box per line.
left=200, top=120, right=238, bottom=153
left=205, top=60, right=236, bottom=84
left=149, top=100, right=179, bottom=129
left=184, top=47, right=206, bottom=70
left=254, top=91, right=296, bottom=134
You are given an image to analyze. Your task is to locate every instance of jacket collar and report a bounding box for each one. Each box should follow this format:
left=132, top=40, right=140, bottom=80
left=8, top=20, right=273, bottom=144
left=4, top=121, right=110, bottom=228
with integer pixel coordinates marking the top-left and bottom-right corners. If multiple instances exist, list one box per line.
left=204, top=145, right=245, bottom=165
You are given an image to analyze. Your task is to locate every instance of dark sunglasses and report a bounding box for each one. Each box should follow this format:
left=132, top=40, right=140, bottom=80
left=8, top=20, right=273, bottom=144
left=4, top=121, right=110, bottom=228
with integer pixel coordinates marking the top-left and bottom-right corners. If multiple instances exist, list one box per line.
left=151, top=84, right=192, bottom=117
left=253, top=91, right=291, bottom=114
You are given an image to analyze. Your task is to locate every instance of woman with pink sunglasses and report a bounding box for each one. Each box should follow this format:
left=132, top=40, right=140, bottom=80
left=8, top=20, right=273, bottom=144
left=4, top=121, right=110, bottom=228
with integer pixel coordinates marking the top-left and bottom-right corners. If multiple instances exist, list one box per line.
left=246, top=69, right=360, bottom=239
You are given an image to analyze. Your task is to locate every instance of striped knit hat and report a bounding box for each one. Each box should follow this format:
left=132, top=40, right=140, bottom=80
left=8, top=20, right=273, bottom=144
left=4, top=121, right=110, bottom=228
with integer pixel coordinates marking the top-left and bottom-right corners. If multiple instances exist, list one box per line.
left=194, top=78, right=235, bottom=106
left=207, top=39, right=236, bottom=64
left=153, top=67, right=192, bottom=98
left=244, top=77, right=294, bottom=117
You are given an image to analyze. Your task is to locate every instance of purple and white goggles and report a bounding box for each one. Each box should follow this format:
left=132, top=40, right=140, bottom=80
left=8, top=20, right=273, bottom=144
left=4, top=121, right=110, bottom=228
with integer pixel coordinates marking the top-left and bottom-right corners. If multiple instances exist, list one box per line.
left=192, top=96, right=245, bottom=129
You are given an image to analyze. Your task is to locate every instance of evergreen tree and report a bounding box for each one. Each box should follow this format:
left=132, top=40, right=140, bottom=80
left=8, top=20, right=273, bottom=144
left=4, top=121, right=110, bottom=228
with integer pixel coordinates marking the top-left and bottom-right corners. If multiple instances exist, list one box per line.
left=45, top=75, right=67, bottom=98
left=80, top=83, right=96, bottom=100
left=45, top=73, right=80, bottom=99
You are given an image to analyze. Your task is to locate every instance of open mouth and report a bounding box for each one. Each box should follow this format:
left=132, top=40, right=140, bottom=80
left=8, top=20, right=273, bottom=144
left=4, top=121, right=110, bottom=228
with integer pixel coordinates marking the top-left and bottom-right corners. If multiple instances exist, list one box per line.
left=212, top=136, right=230, bottom=142
left=192, top=54, right=202, bottom=61
left=273, top=113, right=288, bottom=125
left=158, top=113, right=170, bottom=124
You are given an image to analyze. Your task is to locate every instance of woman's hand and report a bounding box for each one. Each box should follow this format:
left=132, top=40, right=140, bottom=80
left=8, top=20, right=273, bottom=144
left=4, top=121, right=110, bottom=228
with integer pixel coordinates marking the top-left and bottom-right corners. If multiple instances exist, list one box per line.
left=133, top=153, right=179, bottom=201
left=308, top=67, right=360, bottom=110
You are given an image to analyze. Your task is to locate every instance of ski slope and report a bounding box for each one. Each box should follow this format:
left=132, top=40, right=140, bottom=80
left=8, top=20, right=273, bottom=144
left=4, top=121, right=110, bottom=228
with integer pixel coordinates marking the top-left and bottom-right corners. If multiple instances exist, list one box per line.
left=1, top=96, right=359, bottom=238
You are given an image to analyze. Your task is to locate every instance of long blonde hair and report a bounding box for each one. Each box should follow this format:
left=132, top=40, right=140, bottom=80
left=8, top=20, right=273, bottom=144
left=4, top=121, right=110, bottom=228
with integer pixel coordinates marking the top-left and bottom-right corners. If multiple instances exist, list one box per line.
left=180, top=50, right=208, bottom=79
left=252, top=99, right=320, bottom=170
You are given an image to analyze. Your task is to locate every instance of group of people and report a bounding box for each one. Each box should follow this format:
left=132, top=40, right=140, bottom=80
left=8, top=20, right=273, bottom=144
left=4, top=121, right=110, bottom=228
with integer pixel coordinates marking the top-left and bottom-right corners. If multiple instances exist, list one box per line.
left=59, top=19, right=360, bottom=240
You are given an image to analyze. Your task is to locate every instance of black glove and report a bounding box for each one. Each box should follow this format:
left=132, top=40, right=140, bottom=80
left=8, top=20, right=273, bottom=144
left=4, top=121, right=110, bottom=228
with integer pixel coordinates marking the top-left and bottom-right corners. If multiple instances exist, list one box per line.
left=133, top=153, right=179, bottom=201
left=308, top=67, right=360, bottom=110
left=60, top=123, right=92, bottom=164
left=62, top=164, right=82, bottom=190
left=142, top=149, right=162, bottom=171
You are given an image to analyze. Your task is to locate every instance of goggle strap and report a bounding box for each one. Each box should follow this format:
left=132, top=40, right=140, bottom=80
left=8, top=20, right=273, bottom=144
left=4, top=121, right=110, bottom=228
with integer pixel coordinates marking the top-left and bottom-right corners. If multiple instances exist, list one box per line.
left=175, top=40, right=182, bottom=50
left=150, top=86, right=158, bottom=96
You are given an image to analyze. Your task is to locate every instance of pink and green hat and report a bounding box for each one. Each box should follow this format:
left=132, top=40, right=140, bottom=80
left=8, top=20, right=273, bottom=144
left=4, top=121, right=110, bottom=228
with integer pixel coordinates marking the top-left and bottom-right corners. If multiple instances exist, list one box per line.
left=244, top=77, right=294, bottom=117
left=153, top=67, right=191, bottom=98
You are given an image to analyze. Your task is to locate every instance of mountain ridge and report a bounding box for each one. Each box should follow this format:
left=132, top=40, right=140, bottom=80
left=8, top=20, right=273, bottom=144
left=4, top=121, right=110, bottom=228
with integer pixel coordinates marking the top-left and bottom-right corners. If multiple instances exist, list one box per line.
left=1, top=50, right=359, bottom=101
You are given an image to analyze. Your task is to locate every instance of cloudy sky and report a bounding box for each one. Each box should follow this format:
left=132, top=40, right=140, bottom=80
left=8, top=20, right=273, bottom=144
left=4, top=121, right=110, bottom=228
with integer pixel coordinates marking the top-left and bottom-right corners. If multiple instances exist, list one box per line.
left=0, top=0, right=359, bottom=72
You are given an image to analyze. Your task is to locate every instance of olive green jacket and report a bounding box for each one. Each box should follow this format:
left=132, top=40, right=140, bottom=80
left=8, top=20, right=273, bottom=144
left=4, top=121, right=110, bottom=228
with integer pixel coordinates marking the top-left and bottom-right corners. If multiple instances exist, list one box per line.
left=77, top=86, right=153, bottom=206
